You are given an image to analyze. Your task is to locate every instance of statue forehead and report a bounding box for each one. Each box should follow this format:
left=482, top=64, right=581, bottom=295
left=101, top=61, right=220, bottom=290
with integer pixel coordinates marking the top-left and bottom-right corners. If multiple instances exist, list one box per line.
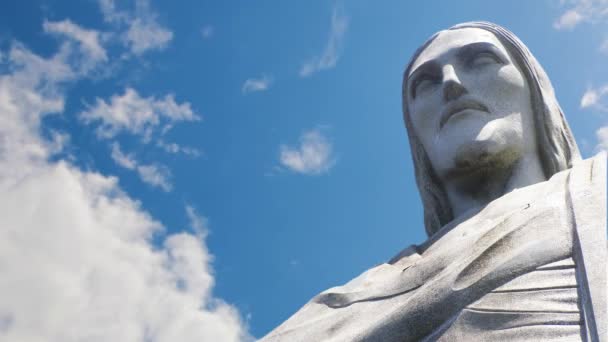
left=409, top=27, right=505, bottom=76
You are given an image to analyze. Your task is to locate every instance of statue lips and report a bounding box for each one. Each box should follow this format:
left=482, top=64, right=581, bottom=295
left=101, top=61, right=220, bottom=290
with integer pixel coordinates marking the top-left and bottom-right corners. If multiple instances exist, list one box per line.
left=439, top=98, right=490, bottom=129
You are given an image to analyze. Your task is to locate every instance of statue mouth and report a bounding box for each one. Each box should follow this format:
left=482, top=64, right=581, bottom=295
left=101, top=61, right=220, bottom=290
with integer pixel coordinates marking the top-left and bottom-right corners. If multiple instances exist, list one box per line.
left=440, top=99, right=489, bottom=129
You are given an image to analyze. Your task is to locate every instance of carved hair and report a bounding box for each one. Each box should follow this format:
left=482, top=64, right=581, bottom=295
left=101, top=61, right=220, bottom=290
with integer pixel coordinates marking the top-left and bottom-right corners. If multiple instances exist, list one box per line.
left=402, top=21, right=581, bottom=237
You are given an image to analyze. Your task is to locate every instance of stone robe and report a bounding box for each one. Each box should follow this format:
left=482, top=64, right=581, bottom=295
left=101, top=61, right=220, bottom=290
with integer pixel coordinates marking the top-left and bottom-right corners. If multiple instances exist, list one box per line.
left=260, top=153, right=607, bottom=342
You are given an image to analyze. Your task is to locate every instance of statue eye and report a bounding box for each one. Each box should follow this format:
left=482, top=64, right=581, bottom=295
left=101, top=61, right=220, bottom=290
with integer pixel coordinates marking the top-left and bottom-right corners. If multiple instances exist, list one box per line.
left=412, top=76, right=436, bottom=98
left=469, top=51, right=501, bottom=67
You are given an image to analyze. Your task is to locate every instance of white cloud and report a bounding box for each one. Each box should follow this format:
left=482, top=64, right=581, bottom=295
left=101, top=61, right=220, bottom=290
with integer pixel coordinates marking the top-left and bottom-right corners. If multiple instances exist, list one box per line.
left=110, top=142, right=138, bottom=169
left=137, top=163, right=172, bottom=191
left=280, top=128, right=335, bottom=175
left=15, top=20, right=106, bottom=81
left=98, top=0, right=173, bottom=55
left=0, top=164, right=247, bottom=341
left=43, top=19, right=107, bottom=63
left=80, top=87, right=200, bottom=141
left=0, top=45, right=74, bottom=186
left=595, top=126, right=608, bottom=151
left=580, top=85, right=608, bottom=153
left=110, top=143, right=173, bottom=191
left=0, top=20, right=249, bottom=342
left=157, top=140, right=201, bottom=157
left=553, top=0, right=608, bottom=30
left=299, top=5, right=349, bottom=77
left=581, top=88, right=599, bottom=108
left=554, top=9, right=584, bottom=29
left=98, top=0, right=128, bottom=24
left=185, top=205, right=208, bottom=238
left=580, top=84, right=608, bottom=110
left=125, top=18, right=173, bottom=55
left=201, top=25, right=214, bottom=39
left=9, top=43, right=74, bottom=84
left=242, top=74, right=272, bottom=94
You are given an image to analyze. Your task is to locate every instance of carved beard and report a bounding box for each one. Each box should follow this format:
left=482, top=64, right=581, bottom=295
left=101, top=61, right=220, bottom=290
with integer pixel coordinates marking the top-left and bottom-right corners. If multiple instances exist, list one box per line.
left=443, top=139, right=521, bottom=196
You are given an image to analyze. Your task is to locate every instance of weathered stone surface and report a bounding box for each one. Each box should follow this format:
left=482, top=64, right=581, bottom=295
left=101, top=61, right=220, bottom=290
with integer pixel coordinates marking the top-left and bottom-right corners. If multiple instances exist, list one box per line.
left=260, top=22, right=607, bottom=341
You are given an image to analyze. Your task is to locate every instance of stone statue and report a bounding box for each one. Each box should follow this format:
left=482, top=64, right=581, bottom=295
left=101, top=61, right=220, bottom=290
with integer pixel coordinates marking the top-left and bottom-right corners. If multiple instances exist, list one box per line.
left=260, top=22, right=607, bottom=341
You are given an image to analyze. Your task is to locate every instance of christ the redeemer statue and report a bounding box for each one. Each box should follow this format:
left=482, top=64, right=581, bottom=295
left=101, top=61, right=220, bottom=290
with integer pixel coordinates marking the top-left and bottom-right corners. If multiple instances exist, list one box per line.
left=261, top=22, right=607, bottom=342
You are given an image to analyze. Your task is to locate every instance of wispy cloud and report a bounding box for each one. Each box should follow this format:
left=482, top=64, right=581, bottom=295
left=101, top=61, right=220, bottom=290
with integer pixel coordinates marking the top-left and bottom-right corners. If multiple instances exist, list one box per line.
left=125, top=18, right=173, bottom=55
left=80, top=87, right=200, bottom=142
left=580, top=85, right=608, bottom=110
left=0, top=22, right=248, bottom=341
left=579, top=85, right=608, bottom=152
left=553, top=0, right=608, bottom=30
left=242, top=74, right=273, bottom=94
left=12, top=19, right=106, bottom=81
left=280, top=128, right=335, bottom=175
left=554, top=9, right=584, bottom=30
left=110, top=141, right=138, bottom=169
left=79, top=73, right=201, bottom=194
left=137, top=163, right=172, bottom=191
left=0, top=23, right=108, bottom=184
left=299, top=5, right=349, bottom=77
left=98, top=0, right=173, bottom=55
left=157, top=140, right=201, bottom=157
left=185, top=204, right=208, bottom=238
left=595, top=126, right=608, bottom=151
left=111, top=143, right=172, bottom=191
left=43, top=19, right=107, bottom=63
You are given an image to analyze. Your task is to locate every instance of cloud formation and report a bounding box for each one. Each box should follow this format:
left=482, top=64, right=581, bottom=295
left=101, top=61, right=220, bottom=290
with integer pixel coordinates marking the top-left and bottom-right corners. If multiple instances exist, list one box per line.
left=186, top=204, right=209, bottom=238
left=111, top=143, right=173, bottom=191
left=553, top=0, right=608, bottom=30
left=242, top=74, right=273, bottom=94
left=98, top=0, right=173, bottom=55
left=80, top=87, right=200, bottom=142
left=0, top=17, right=248, bottom=342
left=579, top=85, right=608, bottom=153
left=580, top=85, right=608, bottom=111
left=43, top=19, right=108, bottom=64
left=157, top=140, right=201, bottom=157
left=595, top=126, right=608, bottom=151
left=554, top=9, right=584, bottom=30
left=299, top=5, right=349, bottom=77
left=280, top=128, right=335, bottom=175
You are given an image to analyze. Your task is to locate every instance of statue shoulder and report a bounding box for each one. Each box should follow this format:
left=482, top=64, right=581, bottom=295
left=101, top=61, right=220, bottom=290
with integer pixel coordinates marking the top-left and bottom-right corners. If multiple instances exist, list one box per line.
left=568, top=151, right=607, bottom=341
left=388, top=244, right=420, bottom=266
left=260, top=246, right=423, bottom=341
left=571, top=151, right=606, bottom=177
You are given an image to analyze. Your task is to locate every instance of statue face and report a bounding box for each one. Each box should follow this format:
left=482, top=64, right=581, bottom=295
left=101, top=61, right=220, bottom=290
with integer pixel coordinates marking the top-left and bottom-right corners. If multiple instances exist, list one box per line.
left=406, top=28, right=536, bottom=182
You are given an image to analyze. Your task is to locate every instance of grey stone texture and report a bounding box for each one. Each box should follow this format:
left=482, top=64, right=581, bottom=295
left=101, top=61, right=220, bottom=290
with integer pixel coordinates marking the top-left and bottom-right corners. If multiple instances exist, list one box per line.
left=260, top=22, right=607, bottom=341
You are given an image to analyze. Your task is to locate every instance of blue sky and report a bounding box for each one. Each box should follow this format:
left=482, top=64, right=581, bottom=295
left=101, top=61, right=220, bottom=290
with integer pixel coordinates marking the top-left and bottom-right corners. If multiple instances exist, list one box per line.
left=1, top=0, right=608, bottom=340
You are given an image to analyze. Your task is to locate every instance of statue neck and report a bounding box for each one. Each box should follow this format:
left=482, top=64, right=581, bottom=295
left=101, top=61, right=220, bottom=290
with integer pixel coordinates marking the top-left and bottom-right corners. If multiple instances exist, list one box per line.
left=444, top=152, right=546, bottom=220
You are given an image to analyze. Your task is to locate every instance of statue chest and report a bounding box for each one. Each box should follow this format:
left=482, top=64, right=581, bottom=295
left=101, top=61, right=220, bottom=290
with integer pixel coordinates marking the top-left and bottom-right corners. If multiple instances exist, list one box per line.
left=413, top=184, right=580, bottom=341
left=437, top=255, right=584, bottom=341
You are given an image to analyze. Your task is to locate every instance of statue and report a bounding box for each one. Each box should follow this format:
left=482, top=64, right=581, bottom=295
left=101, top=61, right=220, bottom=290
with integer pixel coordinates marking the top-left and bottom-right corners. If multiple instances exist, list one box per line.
left=261, top=22, right=607, bottom=341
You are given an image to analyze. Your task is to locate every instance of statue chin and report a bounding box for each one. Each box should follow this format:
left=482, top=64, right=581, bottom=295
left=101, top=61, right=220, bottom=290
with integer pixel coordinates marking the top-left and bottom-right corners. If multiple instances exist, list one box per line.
left=439, top=138, right=521, bottom=186
left=433, top=114, right=524, bottom=178
left=452, top=141, right=521, bottom=175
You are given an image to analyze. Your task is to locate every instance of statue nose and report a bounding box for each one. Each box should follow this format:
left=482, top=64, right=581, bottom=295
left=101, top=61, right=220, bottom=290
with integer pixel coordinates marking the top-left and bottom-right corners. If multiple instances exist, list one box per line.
left=442, top=65, right=467, bottom=102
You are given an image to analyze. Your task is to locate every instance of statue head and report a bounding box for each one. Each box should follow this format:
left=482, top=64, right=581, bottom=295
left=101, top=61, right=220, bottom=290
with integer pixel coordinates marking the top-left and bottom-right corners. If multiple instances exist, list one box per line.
left=402, top=21, right=581, bottom=237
